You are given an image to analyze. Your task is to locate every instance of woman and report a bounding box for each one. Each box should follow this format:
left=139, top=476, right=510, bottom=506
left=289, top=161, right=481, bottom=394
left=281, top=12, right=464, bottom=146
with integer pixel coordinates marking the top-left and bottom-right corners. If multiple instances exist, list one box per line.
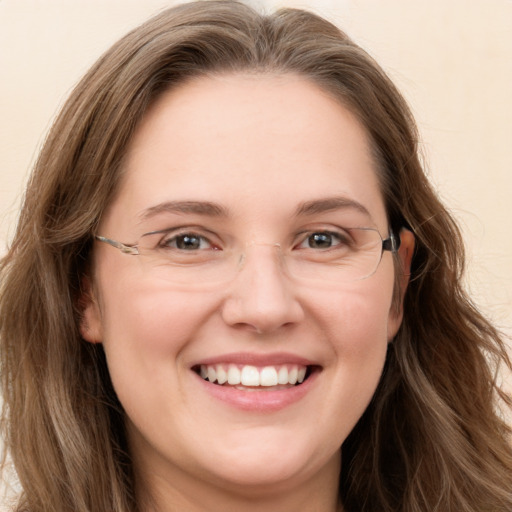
left=1, top=1, right=511, bottom=511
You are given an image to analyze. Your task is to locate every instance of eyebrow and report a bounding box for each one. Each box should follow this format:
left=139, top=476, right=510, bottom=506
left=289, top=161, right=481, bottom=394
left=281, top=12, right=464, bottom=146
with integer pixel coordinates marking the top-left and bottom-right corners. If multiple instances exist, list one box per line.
left=138, top=196, right=370, bottom=222
left=139, top=200, right=229, bottom=221
left=294, top=196, right=371, bottom=217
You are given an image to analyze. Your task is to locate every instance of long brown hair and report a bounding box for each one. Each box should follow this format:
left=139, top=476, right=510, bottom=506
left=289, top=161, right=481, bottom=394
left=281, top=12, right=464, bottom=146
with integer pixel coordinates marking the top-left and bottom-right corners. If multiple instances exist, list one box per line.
left=1, top=2, right=511, bottom=511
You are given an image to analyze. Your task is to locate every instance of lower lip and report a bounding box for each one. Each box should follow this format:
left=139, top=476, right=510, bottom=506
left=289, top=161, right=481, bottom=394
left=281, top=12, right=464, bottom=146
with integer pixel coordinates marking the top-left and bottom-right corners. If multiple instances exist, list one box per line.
left=193, top=370, right=319, bottom=412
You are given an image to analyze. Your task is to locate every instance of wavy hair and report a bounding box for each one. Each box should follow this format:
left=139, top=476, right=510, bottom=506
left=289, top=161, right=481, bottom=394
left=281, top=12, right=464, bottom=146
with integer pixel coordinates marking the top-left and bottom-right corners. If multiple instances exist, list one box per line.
left=1, top=1, right=511, bottom=511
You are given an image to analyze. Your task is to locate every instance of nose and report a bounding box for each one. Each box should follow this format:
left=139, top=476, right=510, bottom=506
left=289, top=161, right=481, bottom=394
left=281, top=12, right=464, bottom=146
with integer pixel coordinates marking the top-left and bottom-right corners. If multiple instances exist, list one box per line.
left=221, top=243, right=304, bottom=334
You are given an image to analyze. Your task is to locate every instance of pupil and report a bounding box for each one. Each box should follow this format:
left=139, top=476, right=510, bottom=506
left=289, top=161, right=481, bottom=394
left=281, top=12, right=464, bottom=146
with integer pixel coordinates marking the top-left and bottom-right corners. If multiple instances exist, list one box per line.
left=176, top=235, right=200, bottom=250
left=310, top=233, right=331, bottom=248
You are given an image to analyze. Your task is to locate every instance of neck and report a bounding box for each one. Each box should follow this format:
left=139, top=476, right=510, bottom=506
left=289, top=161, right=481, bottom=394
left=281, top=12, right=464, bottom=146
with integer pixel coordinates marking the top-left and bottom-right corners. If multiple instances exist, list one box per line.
left=135, top=451, right=343, bottom=512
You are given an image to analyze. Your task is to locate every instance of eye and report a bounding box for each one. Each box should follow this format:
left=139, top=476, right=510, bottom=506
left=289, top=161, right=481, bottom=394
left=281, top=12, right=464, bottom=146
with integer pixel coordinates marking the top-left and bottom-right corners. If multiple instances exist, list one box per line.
left=296, top=231, right=348, bottom=250
left=161, top=232, right=215, bottom=251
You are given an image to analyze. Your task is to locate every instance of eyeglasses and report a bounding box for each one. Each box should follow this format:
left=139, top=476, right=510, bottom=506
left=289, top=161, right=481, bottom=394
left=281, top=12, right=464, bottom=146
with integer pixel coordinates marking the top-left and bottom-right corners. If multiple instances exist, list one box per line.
left=95, top=226, right=400, bottom=287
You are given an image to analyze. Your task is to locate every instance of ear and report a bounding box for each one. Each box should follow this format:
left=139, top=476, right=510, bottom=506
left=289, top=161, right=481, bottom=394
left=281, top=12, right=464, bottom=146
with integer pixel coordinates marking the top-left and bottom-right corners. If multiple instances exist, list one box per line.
left=387, top=228, right=415, bottom=340
left=79, top=275, right=103, bottom=344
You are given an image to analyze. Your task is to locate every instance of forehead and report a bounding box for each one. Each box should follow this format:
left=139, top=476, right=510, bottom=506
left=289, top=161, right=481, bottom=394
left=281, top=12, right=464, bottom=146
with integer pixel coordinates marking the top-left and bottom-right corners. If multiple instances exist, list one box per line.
left=104, top=73, right=387, bottom=232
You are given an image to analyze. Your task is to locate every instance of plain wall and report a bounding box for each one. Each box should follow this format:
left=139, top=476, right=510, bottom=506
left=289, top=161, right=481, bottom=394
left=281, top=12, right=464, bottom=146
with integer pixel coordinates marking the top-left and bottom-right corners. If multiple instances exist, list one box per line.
left=1, top=0, right=511, bottom=504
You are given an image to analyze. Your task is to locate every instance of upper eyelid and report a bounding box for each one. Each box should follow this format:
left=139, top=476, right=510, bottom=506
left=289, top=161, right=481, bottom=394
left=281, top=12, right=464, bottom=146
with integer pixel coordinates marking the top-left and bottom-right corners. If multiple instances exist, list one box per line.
left=295, top=230, right=349, bottom=246
left=140, top=225, right=362, bottom=245
left=143, top=227, right=222, bottom=252
left=295, top=226, right=352, bottom=239
left=142, top=225, right=218, bottom=238
left=296, top=227, right=348, bottom=235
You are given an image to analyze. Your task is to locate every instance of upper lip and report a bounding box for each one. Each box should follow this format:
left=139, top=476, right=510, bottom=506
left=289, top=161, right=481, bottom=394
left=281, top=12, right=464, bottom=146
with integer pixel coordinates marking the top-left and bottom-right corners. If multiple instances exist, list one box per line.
left=191, top=352, right=319, bottom=368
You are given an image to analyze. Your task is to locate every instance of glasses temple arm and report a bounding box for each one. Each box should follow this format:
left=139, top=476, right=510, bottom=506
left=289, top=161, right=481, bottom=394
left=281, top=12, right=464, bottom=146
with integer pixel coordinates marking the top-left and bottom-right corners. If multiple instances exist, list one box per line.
left=95, top=235, right=139, bottom=255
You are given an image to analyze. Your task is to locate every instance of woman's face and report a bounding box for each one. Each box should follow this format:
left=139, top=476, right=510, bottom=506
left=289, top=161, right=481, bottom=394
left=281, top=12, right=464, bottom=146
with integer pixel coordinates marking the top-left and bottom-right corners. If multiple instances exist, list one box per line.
left=82, top=74, right=412, bottom=499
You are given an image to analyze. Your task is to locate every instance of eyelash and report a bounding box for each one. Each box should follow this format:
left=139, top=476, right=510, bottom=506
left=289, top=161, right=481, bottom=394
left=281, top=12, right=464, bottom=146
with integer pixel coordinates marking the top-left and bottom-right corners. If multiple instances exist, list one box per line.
left=158, top=231, right=218, bottom=251
left=153, top=228, right=352, bottom=252
left=295, top=230, right=351, bottom=250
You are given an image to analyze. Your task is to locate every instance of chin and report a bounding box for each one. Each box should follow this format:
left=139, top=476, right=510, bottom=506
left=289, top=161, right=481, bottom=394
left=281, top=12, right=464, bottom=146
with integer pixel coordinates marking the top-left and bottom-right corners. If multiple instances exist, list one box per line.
left=191, top=432, right=340, bottom=492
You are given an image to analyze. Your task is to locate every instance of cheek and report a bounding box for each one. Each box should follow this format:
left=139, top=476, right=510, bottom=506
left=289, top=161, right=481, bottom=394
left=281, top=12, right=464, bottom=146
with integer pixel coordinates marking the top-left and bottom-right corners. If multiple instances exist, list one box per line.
left=96, top=251, right=210, bottom=344
left=315, top=269, right=395, bottom=349
left=98, top=281, right=220, bottom=430
left=308, top=268, right=394, bottom=400
left=326, top=288, right=390, bottom=390
left=96, top=271, right=217, bottom=386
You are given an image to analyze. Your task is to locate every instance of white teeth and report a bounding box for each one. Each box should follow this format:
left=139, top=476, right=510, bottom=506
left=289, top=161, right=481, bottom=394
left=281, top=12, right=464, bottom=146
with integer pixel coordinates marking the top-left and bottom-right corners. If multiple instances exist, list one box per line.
left=260, top=366, right=278, bottom=386
left=241, top=365, right=260, bottom=386
left=199, top=363, right=309, bottom=387
left=277, top=366, right=289, bottom=385
left=207, top=366, right=216, bottom=383
left=216, top=365, right=228, bottom=384
left=227, top=365, right=241, bottom=385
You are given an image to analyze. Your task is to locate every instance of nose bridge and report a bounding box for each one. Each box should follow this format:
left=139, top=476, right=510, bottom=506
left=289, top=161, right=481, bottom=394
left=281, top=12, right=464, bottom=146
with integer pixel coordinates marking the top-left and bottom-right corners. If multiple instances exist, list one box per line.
left=235, top=241, right=289, bottom=298
left=221, top=240, right=303, bottom=332
left=237, top=241, right=284, bottom=273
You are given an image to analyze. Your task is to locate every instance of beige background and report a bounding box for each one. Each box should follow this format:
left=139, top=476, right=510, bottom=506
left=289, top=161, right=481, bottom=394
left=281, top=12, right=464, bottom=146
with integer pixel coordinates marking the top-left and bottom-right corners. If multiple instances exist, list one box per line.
left=1, top=0, right=511, bottom=504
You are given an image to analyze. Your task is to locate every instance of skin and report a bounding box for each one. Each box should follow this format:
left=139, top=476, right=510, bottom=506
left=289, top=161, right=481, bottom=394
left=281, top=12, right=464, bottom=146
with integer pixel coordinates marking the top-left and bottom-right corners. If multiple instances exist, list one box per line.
left=81, top=73, right=414, bottom=512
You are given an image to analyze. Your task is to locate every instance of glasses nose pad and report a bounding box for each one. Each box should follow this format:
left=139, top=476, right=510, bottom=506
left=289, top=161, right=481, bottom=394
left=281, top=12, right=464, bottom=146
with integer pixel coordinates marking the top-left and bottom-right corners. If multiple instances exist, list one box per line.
left=236, top=242, right=286, bottom=274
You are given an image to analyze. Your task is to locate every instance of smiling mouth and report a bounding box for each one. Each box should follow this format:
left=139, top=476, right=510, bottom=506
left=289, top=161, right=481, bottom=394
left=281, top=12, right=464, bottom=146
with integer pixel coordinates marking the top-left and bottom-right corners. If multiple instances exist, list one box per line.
left=193, top=363, right=317, bottom=389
